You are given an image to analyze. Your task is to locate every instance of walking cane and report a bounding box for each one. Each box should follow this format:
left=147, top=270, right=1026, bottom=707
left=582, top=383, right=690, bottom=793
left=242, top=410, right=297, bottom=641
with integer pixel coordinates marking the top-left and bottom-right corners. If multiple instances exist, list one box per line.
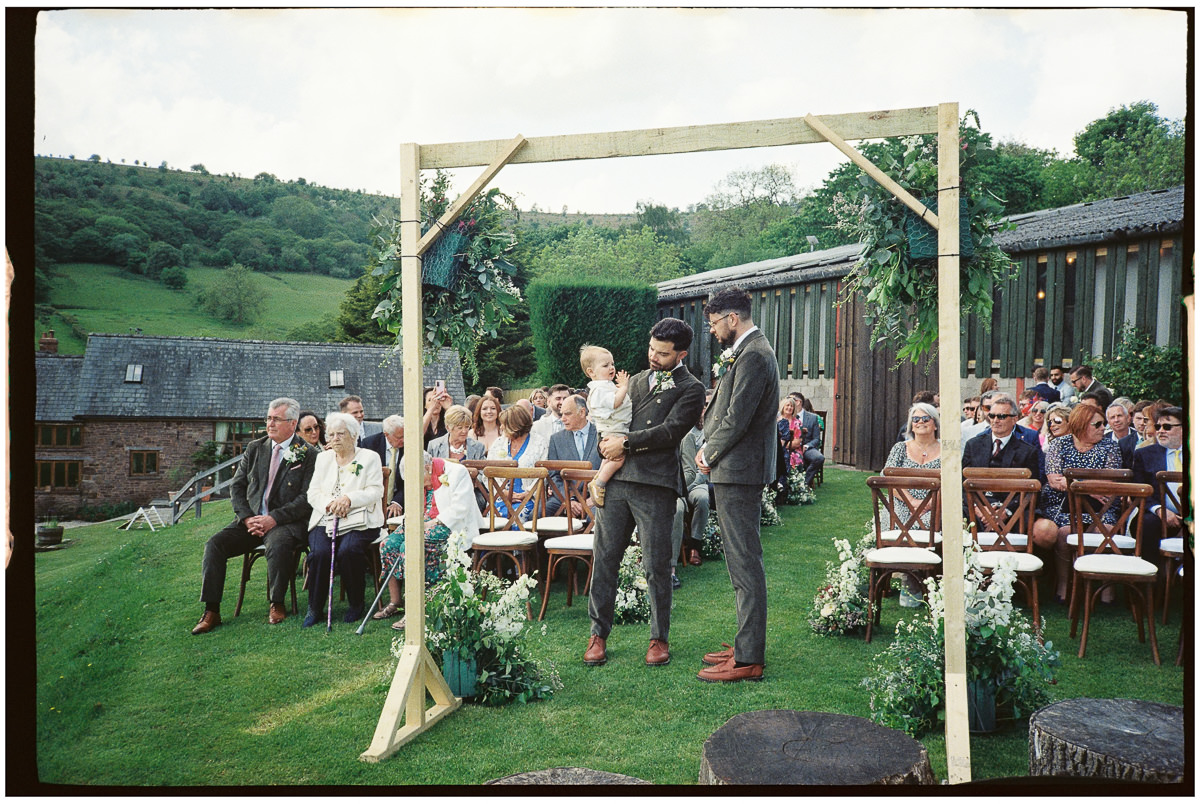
left=356, top=548, right=405, bottom=635
left=326, top=516, right=339, bottom=633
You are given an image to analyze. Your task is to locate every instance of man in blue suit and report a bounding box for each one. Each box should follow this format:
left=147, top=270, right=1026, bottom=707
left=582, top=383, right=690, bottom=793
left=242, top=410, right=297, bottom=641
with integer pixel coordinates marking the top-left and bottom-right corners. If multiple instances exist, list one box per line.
left=1132, top=406, right=1184, bottom=566
left=545, top=394, right=600, bottom=515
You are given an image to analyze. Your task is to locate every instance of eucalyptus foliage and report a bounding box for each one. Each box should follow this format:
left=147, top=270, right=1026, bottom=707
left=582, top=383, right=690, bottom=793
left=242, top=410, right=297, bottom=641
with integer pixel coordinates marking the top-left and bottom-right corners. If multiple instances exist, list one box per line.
left=369, top=171, right=522, bottom=383
left=835, top=111, right=1017, bottom=363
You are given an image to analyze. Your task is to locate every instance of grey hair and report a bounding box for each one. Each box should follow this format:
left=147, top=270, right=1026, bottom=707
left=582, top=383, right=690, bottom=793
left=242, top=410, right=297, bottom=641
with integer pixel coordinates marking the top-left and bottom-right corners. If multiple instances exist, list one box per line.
left=1111, top=397, right=1134, bottom=412
left=989, top=393, right=1017, bottom=413
left=325, top=411, right=360, bottom=441
left=401, top=450, right=435, bottom=481
left=980, top=390, right=1000, bottom=402
left=268, top=397, right=300, bottom=421
left=563, top=394, right=587, bottom=414
left=905, top=402, right=941, bottom=439
left=382, top=414, right=404, bottom=435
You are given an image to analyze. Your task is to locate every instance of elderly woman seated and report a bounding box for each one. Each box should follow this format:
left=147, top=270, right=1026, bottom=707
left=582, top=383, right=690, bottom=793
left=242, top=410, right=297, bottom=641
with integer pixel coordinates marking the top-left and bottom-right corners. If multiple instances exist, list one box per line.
left=428, top=404, right=487, bottom=463
left=303, top=411, right=384, bottom=628
left=374, top=451, right=483, bottom=629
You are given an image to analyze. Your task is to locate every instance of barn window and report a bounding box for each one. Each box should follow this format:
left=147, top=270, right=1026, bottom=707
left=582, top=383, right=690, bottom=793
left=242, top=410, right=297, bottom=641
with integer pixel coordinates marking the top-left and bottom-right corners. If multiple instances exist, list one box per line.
left=125, top=363, right=143, bottom=383
left=329, top=370, right=345, bottom=388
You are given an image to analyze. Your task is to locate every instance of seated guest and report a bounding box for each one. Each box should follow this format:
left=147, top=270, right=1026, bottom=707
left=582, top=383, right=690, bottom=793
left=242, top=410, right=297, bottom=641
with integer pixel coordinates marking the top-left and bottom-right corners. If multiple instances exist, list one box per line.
left=963, top=393, right=1042, bottom=495
left=1106, top=401, right=1138, bottom=468
left=1069, top=365, right=1112, bottom=410
left=192, top=397, right=317, bottom=634
left=530, top=384, right=572, bottom=442
left=898, top=390, right=936, bottom=442
left=422, top=385, right=451, bottom=446
left=528, top=387, right=548, bottom=422
left=363, top=415, right=405, bottom=518
left=979, top=377, right=999, bottom=395
left=487, top=402, right=549, bottom=520
left=1132, top=400, right=1156, bottom=448
left=778, top=396, right=804, bottom=469
left=1078, top=391, right=1107, bottom=412
left=672, top=390, right=714, bottom=577
left=486, top=386, right=505, bottom=402
left=1031, top=404, right=1121, bottom=603
left=472, top=393, right=503, bottom=452
left=1018, top=399, right=1048, bottom=435
left=795, top=392, right=826, bottom=489
left=1042, top=402, right=1071, bottom=445
left=375, top=452, right=484, bottom=629
left=297, top=409, right=326, bottom=449
left=544, top=394, right=600, bottom=515
left=885, top=402, right=941, bottom=606
left=962, top=391, right=998, bottom=441
left=962, top=396, right=981, bottom=426
left=1131, top=405, right=1184, bottom=567
left=1028, top=366, right=1062, bottom=404
left=428, top=404, right=486, bottom=463
left=464, top=394, right=482, bottom=418
left=303, top=412, right=384, bottom=627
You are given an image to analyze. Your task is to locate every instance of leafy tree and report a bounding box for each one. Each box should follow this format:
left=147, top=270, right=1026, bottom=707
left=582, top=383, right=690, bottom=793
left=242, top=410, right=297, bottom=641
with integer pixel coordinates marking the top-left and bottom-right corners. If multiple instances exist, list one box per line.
left=1082, top=322, right=1183, bottom=402
left=191, top=163, right=208, bottom=174
left=145, top=242, right=182, bottom=280
left=199, top=263, right=266, bottom=324
left=335, top=267, right=393, bottom=344
left=471, top=302, right=537, bottom=394
left=633, top=201, right=689, bottom=247
left=87, top=154, right=101, bottom=163
left=532, top=225, right=683, bottom=285
left=160, top=265, right=188, bottom=290
left=270, top=195, right=327, bottom=239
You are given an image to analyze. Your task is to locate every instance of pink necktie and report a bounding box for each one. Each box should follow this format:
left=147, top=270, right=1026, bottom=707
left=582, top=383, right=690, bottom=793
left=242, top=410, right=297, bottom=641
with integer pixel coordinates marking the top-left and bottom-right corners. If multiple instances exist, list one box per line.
left=262, top=443, right=283, bottom=513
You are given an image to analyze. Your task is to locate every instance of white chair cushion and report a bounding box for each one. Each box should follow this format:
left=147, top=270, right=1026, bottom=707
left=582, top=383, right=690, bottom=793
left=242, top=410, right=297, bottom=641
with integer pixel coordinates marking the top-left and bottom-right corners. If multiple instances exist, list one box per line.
left=881, top=529, right=941, bottom=546
left=1160, top=537, right=1184, bottom=555
left=1067, top=532, right=1135, bottom=550
left=866, top=546, right=941, bottom=565
left=976, top=551, right=1043, bottom=573
left=544, top=533, right=594, bottom=551
left=472, top=532, right=538, bottom=548
left=537, top=516, right=573, bottom=534
left=386, top=516, right=404, bottom=527
left=975, top=531, right=1029, bottom=548
left=1074, top=553, right=1157, bottom=577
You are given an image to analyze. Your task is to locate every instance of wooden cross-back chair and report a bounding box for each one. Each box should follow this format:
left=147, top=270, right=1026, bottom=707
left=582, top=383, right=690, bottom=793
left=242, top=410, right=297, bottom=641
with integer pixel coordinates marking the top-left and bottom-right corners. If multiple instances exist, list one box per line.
left=538, top=468, right=598, bottom=621
left=863, top=475, right=942, bottom=643
left=963, top=477, right=1044, bottom=638
left=1155, top=470, right=1185, bottom=624
left=962, top=466, right=1032, bottom=479
left=880, top=466, right=940, bottom=480
left=471, top=466, right=548, bottom=618
left=1066, top=479, right=1159, bottom=665
left=535, top=459, right=593, bottom=539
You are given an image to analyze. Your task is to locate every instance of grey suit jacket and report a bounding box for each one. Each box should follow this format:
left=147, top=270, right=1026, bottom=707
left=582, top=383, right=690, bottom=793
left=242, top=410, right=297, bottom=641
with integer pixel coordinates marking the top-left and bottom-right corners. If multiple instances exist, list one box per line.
left=703, top=329, right=781, bottom=485
left=427, top=434, right=487, bottom=462
left=546, top=422, right=601, bottom=503
left=616, top=364, right=706, bottom=495
left=680, top=427, right=708, bottom=493
left=229, top=434, right=317, bottom=527
left=799, top=409, right=822, bottom=451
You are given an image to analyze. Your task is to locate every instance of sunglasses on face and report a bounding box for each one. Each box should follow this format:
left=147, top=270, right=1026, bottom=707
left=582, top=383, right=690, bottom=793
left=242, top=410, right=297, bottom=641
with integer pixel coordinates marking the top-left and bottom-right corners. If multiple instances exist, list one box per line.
left=1155, top=423, right=1180, bottom=431
left=987, top=413, right=1015, bottom=420
left=1032, top=407, right=1048, bottom=414
left=1089, top=421, right=1105, bottom=430
left=300, top=425, right=319, bottom=433
left=911, top=415, right=933, bottom=424
left=1049, top=418, right=1065, bottom=426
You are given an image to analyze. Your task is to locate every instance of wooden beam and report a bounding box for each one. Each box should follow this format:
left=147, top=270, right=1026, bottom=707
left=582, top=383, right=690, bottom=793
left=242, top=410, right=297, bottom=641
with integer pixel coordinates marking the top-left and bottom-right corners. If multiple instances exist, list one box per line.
left=421, top=107, right=939, bottom=168
left=415, top=134, right=528, bottom=257
left=935, top=101, right=971, bottom=785
left=803, top=114, right=939, bottom=230
left=359, top=646, right=462, bottom=762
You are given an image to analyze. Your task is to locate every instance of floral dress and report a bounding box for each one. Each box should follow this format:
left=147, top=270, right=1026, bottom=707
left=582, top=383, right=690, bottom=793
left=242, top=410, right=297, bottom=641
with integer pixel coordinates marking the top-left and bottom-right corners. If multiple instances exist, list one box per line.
left=883, top=440, right=941, bottom=528
left=778, top=417, right=804, bottom=468
left=380, top=488, right=452, bottom=586
left=1040, top=435, right=1121, bottom=526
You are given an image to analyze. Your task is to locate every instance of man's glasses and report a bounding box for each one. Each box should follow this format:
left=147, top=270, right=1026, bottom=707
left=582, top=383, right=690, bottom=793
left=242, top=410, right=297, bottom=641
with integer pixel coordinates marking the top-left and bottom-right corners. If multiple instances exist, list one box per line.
left=265, top=416, right=291, bottom=425
left=1155, top=423, right=1180, bottom=431
left=707, top=313, right=734, bottom=329
left=987, top=413, right=1015, bottom=420
left=911, top=415, right=933, bottom=424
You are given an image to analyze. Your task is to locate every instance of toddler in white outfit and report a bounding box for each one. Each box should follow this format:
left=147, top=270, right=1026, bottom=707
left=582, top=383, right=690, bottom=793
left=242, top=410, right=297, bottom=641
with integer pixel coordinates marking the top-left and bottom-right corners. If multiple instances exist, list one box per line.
left=580, top=344, right=631, bottom=506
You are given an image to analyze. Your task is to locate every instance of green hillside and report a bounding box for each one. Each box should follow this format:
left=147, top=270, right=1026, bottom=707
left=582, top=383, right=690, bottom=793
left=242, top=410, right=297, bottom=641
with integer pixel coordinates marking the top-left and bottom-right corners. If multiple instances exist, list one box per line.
left=37, top=263, right=355, bottom=354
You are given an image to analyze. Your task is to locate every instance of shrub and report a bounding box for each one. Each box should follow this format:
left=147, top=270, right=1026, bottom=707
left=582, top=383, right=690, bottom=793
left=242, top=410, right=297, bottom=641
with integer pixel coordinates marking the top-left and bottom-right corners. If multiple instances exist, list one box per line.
left=160, top=265, right=188, bottom=289
left=1082, top=321, right=1183, bottom=403
left=527, top=278, right=658, bottom=387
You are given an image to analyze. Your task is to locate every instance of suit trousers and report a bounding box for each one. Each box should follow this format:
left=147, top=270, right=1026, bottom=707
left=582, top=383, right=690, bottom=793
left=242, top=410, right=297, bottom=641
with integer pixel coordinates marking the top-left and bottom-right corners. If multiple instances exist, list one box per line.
left=200, top=520, right=306, bottom=607
left=713, top=482, right=767, bottom=665
left=802, top=448, right=825, bottom=487
left=588, top=479, right=676, bottom=642
left=671, top=486, right=711, bottom=566
left=305, top=526, right=374, bottom=615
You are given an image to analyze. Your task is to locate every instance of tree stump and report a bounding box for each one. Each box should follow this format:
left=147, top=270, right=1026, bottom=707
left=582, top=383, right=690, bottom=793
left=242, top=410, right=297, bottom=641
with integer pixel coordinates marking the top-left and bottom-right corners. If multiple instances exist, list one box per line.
left=487, top=767, right=650, bottom=785
left=1029, top=698, right=1184, bottom=783
left=699, top=710, right=935, bottom=785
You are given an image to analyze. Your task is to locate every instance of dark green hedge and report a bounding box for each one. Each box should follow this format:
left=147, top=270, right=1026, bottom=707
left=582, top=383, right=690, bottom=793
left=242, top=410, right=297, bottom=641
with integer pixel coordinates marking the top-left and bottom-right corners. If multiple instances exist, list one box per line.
left=527, top=278, right=659, bottom=387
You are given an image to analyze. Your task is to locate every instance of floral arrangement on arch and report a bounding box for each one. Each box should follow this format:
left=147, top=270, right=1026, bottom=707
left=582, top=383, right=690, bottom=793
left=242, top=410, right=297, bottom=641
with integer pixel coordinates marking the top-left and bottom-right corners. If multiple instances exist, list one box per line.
left=860, top=545, right=1060, bottom=737
left=412, top=531, right=561, bottom=706
left=809, top=526, right=873, bottom=636
left=760, top=487, right=783, bottom=527
left=784, top=468, right=816, bottom=505
left=369, top=170, right=522, bottom=384
left=613, top=542, right=651, bottom=625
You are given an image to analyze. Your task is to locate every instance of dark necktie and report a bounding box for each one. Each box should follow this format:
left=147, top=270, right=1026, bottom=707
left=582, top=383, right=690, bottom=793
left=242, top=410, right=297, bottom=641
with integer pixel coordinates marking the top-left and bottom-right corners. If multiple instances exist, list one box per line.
left=992, top=438, right=1002, bottom=460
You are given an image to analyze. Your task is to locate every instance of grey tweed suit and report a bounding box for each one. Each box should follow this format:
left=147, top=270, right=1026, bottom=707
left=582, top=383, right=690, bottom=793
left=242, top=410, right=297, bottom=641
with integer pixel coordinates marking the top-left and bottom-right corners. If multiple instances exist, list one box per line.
left=588, top=363, right=705, bottom=643
left=703, top=328, right=780, bottom=665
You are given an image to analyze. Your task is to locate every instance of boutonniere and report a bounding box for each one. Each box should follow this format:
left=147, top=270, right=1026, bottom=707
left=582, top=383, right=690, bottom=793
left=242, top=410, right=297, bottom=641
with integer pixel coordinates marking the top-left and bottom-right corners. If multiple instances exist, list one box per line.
left=712, top=348, right=736, bottom=380
left=652, top=370, right=676, bottom=394
left=281, top=441, right=309, bottom=464
left=349, top=461, right=363, bottom=477
left=438, top=473, right=449, bottom=487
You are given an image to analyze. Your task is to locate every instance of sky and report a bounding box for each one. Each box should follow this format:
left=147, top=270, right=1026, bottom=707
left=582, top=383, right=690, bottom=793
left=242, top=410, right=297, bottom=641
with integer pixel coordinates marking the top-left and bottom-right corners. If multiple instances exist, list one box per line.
left=31, top=6, right=1190, bottom=214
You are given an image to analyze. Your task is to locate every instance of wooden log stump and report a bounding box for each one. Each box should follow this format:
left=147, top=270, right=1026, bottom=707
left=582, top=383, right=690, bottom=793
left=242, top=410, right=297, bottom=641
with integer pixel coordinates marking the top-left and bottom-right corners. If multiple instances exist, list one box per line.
left=1029, top=698, right=1184, bottom=783
left=699, top=710, right=935, bottom=785
left=487, top=767, right=650, bottom=785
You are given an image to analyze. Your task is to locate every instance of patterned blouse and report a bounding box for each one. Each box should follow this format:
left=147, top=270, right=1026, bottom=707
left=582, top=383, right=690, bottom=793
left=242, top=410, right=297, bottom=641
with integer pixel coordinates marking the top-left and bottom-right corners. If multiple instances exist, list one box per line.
left=883, top=440, right=941, bottom=528
left=1040, top=434, right=1121, bottom=526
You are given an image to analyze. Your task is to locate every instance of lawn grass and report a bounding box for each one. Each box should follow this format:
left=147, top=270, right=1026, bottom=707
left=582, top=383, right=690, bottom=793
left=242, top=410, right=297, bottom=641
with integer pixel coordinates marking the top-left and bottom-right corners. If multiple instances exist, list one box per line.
left=38, top=263, right=354, bottom=351
left=29, top=466, right=1185, bottom=786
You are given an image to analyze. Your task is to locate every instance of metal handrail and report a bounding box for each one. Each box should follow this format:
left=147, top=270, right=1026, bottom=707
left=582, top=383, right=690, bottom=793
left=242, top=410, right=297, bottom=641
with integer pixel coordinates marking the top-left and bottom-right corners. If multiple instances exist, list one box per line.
left=171, top=454, right=242, bottom=524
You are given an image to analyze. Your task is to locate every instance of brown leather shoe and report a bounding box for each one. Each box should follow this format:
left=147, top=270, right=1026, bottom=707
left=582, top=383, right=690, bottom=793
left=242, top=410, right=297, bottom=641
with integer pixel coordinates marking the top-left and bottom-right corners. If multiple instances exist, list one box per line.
left=697, top=658, right=764, bottom=683
left=583, top=634, right=607, bottom=666
left=191, top=610, right=221, bottom=635
left=688, top=549, right=702, bottom=566
left=702, top=642, right=734, bottom=666
left=645, top=638, right=670, bottom=666
left=268, top=602, right=287, bottom=625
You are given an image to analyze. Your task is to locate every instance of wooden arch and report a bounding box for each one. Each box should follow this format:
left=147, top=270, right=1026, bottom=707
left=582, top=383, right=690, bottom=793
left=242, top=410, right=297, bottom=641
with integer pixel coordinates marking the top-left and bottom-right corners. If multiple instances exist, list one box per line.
left=360, top=103, right=972, bottom=784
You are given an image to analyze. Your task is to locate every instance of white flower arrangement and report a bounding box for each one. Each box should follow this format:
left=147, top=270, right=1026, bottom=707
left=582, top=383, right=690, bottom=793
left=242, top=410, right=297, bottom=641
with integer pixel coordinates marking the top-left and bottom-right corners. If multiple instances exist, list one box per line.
left=712, top=347, right=737, bottom=380
left=759, top=486, right=783, bottom=527
left=700, top=511, right=724, bottom=560
left=809, top=525, right=873, bottom=636
left=784, top=468, right=816, bottom=505
left=613, top=543, right=652, bottom=624
left=281, top=440, right=309, bottom=464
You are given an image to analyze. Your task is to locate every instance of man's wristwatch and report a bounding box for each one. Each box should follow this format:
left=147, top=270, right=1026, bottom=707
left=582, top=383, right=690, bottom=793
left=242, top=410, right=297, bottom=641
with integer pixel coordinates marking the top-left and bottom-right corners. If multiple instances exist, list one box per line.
left=622, top=437, right=631, bottom=454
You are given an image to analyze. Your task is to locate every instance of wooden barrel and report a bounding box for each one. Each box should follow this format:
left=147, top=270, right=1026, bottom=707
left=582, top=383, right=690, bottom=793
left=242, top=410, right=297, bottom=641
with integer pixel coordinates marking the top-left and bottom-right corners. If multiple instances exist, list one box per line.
left=699, top=709, right=935, bottom=785
left=1029, top=698, right=1184, bottom=783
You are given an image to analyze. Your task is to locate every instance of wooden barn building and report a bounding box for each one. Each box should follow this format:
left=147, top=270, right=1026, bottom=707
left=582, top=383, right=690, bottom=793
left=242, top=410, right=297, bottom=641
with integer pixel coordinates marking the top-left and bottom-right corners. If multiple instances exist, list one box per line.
left=656, top=185, right=1186, bottom=472
left=33, top=333, right=464, bottom=518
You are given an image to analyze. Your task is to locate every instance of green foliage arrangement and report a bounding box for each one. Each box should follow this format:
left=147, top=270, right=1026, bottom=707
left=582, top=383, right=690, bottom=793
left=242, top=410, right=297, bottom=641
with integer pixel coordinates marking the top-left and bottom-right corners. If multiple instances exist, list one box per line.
left=809, top=529, right=872, bottom=636
left=835, top=111, right=1017, bottom=363
left=526, top=278, right=658, bottom=387
left=370, top=171, right=522, bottom=384
left=862, top=546, right=1060, bottom=737
left=159, top=265, right=188, bottom=290
left=421, top=532, right=561, bottom=705
left=784, top=468, right=816, bottom=505
left=1082, top=322, right=1184, bottom=403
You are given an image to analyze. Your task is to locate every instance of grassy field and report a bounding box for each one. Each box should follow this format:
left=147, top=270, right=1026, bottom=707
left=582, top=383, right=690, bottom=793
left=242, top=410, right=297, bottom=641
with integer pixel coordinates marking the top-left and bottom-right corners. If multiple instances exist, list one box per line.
left=37, top=263, right=355, bottom=353
left=27, top=466, right=1185, bottom=787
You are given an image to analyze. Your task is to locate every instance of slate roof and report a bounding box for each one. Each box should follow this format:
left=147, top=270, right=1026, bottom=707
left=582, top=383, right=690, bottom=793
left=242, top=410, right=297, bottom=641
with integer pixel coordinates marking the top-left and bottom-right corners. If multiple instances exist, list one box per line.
left=656, top=185, right=1185, bottom=301
left=47, top=335, right=464, bottom=421
left=34, top=353, right=84, bottom=421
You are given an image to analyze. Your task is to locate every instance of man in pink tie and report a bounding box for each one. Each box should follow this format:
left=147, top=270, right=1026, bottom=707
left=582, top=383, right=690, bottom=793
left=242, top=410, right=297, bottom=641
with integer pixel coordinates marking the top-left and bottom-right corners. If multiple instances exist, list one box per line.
left=192, top=398, right=318, bottom=634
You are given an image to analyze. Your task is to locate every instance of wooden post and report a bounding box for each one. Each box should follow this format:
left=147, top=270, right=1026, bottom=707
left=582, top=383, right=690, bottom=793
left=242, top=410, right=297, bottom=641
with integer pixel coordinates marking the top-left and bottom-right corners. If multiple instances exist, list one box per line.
left=936, top=101, right=970, bottom=784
